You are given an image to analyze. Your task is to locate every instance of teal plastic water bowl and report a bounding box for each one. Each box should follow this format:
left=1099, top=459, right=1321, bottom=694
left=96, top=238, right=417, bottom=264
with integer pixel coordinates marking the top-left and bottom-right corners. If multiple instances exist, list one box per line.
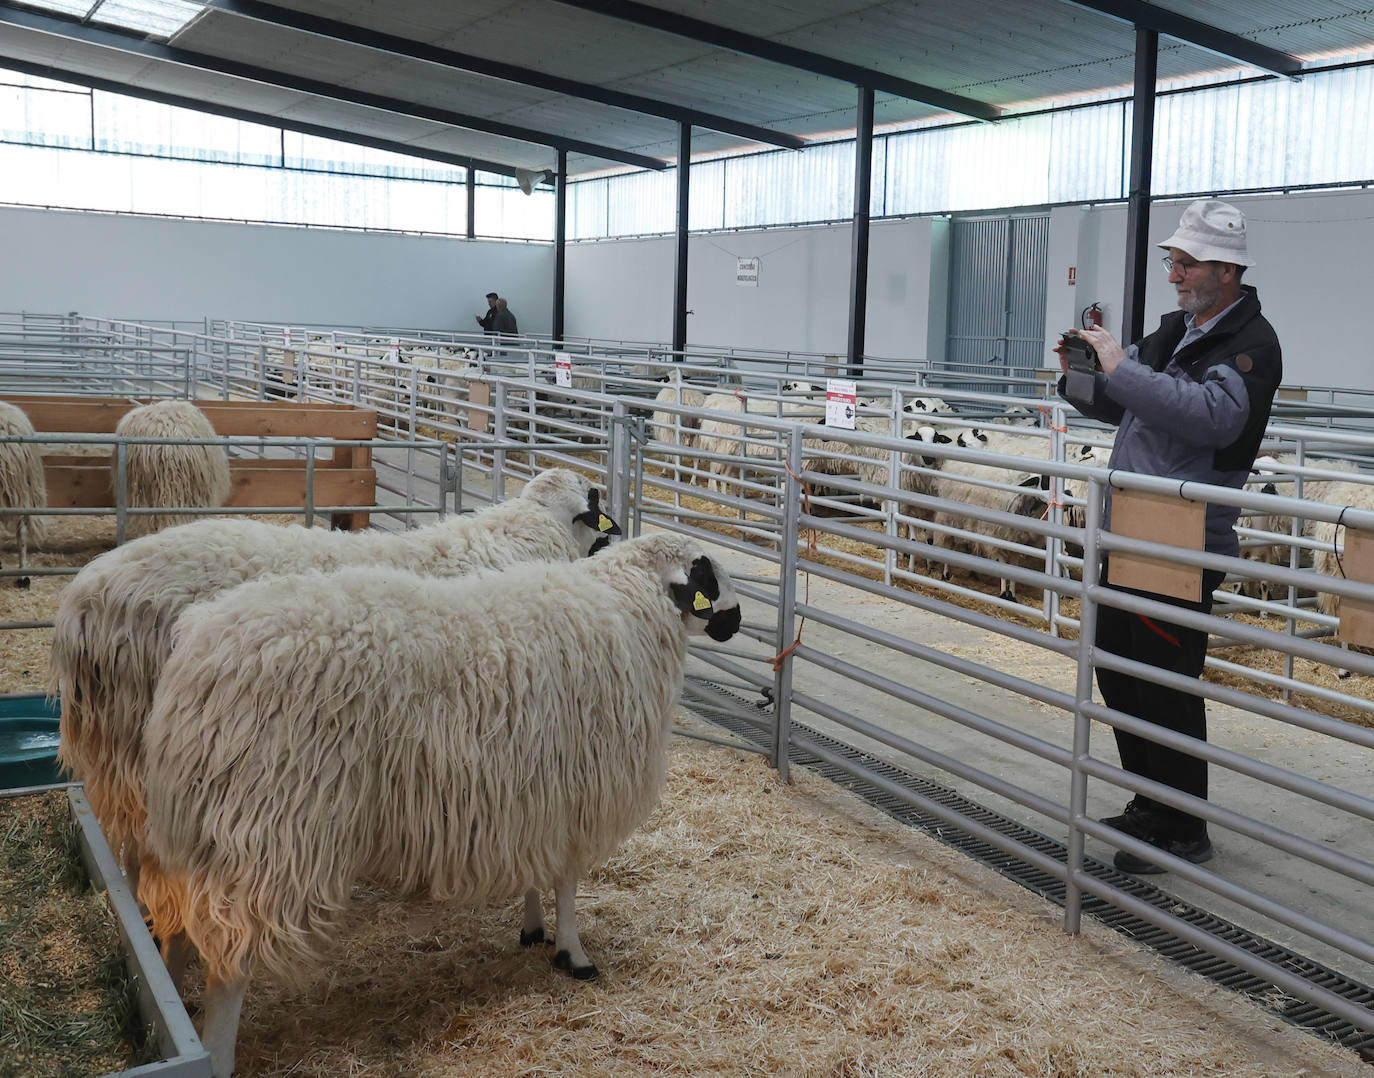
left=0, top=693, right=63, bottom=791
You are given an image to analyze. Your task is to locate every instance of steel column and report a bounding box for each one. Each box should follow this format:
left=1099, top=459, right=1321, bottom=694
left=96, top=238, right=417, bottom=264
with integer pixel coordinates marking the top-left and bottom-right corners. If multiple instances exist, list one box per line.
left=1121, top=27, right=1158, bottom=346
left=672, top=122, right=691, bottom=358
left=465, top=169, right=475, bottom=240
left=846, top=86, right=874, bottom=377
left=553, top=149, right=567, bottom=344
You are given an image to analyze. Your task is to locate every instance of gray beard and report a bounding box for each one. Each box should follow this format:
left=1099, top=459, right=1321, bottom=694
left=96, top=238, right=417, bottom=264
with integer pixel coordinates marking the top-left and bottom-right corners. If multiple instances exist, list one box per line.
left=1179, top=281, right=1222, bottom=317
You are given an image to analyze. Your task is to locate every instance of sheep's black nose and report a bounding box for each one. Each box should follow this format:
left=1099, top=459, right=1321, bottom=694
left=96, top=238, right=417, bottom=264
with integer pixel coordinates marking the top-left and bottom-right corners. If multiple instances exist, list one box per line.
left=706, top=605, right=742, bottom=642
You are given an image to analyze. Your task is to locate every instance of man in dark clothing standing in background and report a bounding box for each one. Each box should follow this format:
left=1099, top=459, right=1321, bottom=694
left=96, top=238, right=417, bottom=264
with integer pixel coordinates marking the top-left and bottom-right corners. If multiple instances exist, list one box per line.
left=491, top=297, right=518, bottom=335
left=475, top=291, right=499, bottom=333
left=1057, top=198, right=1283, bottom=874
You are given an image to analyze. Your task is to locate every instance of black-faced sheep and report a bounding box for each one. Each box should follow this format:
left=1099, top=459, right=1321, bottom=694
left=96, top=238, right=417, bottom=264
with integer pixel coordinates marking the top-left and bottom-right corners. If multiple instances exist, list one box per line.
left=139, top=532, right=741, bottom=1078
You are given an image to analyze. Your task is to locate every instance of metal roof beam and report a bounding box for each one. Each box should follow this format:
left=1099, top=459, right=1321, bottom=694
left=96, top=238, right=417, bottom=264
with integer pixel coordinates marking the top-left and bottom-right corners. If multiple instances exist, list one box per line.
left=0, top=3, right=668, bottom=169
left=544, top=0, right=1001, bottom=122
left=1057, top=0, right=1303, bottom=77
left=203, top=0, right=806, bottom=151
left=0, top=54, right=525, bottom=177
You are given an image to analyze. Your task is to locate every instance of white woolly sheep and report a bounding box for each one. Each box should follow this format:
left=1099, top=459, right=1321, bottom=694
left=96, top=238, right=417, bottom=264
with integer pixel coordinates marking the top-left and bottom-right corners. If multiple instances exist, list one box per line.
left=139, top=532, right=741, bottom=1078
left=51, top=467, right=622, bottom=892
left=1299, top=464, right=1374, bottom=676
left=927, top=431, right=1072, bottom=601
left=0, top=400, right=48, bottom=588
left=113, top=401, right=230, bottom=538
left=650, top=382, right=708, bottom=468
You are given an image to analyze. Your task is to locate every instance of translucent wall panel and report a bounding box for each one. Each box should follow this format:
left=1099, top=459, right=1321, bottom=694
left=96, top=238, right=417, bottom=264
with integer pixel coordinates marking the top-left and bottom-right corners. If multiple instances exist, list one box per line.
left=569, top=176, right=608, bottom=240
left=1047, top=102, right=1126, bottom=203
left=0, top=142, right=474, bottom=233
left=723, top=140, right=854, bottom=228
left=284, top=133, right=466, bottom=181
left=689, top=159, right=726, bottom=232
left=607, top=169, right=674, bottom=236
left=1152, top=66, right=1374, bottom=194
left=96, top=93, right=280, bottom=165
left=474, top=185, right=553, bottom=241
left=0, top=79, right=90, bottom=149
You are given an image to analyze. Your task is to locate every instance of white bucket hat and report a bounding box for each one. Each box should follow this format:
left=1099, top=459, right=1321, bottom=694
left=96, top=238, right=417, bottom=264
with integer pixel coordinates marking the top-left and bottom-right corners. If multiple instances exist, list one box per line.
left=1158, top=198, right=1254, bottom=267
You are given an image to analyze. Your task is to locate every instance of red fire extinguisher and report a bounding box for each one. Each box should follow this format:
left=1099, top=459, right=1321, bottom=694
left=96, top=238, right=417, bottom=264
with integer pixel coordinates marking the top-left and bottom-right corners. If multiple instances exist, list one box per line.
left=1080, top=302, right=1103, bottom=330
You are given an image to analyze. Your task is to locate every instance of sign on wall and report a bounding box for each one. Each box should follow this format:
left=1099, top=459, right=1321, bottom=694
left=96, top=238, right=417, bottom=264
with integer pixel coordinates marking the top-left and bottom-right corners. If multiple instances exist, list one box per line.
left=736, top=257, right=760, bottom=287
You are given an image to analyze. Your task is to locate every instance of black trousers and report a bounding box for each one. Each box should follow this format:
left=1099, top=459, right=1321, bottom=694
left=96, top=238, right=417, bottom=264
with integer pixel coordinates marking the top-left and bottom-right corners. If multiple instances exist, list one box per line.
left=1094, top=564, right=1226, bottom=840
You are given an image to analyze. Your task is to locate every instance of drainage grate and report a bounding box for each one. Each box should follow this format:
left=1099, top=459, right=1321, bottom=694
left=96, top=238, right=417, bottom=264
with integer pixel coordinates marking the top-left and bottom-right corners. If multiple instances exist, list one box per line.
left=683, top=675, right=1374, bottom=1061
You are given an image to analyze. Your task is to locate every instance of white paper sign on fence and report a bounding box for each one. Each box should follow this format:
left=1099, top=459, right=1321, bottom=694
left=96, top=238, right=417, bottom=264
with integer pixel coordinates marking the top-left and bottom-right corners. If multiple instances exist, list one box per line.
left=825, top=378, right=857, bottom=429
left=555, top=356, right=572, bottom=388
left=389, top=336, right=400, bottom=362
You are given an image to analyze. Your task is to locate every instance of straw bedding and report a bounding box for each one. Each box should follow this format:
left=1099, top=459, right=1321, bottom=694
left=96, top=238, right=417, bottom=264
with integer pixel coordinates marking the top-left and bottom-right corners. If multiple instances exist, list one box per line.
left=174, top=736, right=1362, bottom=1077
left=0, top=510, right=1366, bottom=1075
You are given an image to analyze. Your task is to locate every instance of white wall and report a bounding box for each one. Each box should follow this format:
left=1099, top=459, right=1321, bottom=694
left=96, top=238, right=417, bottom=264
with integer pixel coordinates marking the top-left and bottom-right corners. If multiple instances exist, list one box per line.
left=566, top=218, right=939, bottom=361
left=566, top=187, right=1374, bottom=391
left=0, top=205, right=553, bottom=332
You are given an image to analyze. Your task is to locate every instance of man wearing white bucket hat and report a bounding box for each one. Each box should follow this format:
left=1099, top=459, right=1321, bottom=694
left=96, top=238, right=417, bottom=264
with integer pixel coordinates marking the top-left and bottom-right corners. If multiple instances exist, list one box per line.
left=1056, top=198, right=1283, bottom=875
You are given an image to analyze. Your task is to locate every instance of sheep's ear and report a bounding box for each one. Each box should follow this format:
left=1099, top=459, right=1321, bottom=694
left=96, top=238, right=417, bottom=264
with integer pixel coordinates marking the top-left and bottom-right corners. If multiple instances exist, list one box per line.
left=574, top=487, right=622, bottom=535
left=1019, top=474, right=1052, bottom=491
left=1262, top=482, right=1278, bottom=496
left=670, top=556, right=719, bottom=620
left=934, top=432, right=952, bottom=444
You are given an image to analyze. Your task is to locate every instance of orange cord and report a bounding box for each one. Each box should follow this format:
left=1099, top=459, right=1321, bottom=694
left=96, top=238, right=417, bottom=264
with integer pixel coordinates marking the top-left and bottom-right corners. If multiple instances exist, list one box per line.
left=1037, top=404, right=1069, bottom=433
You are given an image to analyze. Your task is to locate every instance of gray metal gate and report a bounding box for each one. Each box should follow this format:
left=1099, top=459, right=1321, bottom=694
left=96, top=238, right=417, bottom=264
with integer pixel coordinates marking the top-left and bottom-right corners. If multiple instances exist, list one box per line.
left=943, top=214, right=1050, bottom=393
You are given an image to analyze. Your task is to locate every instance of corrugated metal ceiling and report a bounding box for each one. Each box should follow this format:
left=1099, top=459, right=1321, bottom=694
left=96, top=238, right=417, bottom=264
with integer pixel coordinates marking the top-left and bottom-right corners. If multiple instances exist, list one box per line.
left=3, top=0, right=1374, bottom=177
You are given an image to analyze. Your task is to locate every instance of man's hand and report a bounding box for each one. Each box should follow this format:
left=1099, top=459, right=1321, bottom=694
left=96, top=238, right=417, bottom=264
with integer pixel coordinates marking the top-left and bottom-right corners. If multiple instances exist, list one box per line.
left=1076, top=325, right=1126, bottom=375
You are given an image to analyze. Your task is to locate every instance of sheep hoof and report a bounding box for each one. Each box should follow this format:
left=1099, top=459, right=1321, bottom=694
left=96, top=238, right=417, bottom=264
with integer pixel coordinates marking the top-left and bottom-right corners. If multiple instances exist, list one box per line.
left=554, top=950, right=599, bottom=981
left=1000, top=589, right=1015, bottom=602
left=13, top=576, right=29, bottom=590
left=1338, top=670, right=1352, bottom=680
left=520, top=928, right=546, bottom=947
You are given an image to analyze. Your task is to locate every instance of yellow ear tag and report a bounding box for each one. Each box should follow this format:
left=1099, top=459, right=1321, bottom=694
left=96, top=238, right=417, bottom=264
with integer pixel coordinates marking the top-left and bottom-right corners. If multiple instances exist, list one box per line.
left=598, top=514, right=614, bottom=532
left=692, top=591, right=711, bottom=612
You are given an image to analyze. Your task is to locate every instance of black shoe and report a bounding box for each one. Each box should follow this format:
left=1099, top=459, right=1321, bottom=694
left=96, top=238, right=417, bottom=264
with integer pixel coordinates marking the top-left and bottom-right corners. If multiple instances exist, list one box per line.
left=1113, top=834, right=1214, bottom=875
left=1100, top=798, right=1163, bottom=841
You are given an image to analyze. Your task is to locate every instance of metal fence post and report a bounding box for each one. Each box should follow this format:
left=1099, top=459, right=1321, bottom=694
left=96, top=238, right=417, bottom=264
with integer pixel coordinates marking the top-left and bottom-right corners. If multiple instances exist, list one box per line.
left=304, top=448, right=316, bottom=529
left=609, top=401, right=631, bottom=534
left=114, top=441, right=128, bottom=547
left=1046, top=404, right=1066, bottom=636
left=773, top=428, right=803, bottom=782
left=1064, top=474, right=1104, bottom=934
left=492, top=382, right=508, bottom=501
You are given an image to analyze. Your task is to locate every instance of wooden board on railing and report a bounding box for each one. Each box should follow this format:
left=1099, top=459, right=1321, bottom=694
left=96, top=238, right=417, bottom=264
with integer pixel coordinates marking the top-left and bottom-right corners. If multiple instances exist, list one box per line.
left=43, top=456, right=374, bottom=518
left=7, top=395, right=379, bottom=531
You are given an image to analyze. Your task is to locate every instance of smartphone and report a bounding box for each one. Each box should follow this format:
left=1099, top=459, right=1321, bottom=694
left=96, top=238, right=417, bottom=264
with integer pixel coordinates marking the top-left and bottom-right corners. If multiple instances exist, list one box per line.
left=1061, top=332, right=1098, bottom=374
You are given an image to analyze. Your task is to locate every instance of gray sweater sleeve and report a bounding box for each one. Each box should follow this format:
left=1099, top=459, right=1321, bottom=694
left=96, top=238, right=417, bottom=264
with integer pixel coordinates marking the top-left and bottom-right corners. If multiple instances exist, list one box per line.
left=1103, top=355, right=1251, bottom=447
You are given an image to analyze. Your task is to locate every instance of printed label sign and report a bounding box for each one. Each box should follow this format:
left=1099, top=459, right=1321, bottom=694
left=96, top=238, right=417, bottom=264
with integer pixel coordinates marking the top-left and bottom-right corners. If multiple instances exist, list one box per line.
left=825, top=378, right=857, bottom=430
left=389, top=336, right=400, bottom=361
left=737, top=257, right=760, bottom=287
left=555, top=356, right=572, bottom=388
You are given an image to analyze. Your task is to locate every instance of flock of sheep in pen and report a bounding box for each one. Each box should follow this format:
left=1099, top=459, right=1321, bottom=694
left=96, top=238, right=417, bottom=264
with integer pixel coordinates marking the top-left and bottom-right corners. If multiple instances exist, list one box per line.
left=2, top=396, right=744, bottom=1078
left=645, top=375, right=1374, bottom=644
left=0, top=354, right=1368, bottom=1072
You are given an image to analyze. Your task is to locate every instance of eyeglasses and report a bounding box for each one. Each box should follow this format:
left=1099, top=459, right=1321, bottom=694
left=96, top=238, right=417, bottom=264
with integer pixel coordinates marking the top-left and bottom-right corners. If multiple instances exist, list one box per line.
left=1161, top=255, right=1208, bottom=274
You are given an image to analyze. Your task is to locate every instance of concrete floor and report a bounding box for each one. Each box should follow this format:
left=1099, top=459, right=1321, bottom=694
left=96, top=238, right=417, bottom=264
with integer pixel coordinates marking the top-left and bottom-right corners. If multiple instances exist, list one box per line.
left=685, top=540, right=1374, bottom=991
